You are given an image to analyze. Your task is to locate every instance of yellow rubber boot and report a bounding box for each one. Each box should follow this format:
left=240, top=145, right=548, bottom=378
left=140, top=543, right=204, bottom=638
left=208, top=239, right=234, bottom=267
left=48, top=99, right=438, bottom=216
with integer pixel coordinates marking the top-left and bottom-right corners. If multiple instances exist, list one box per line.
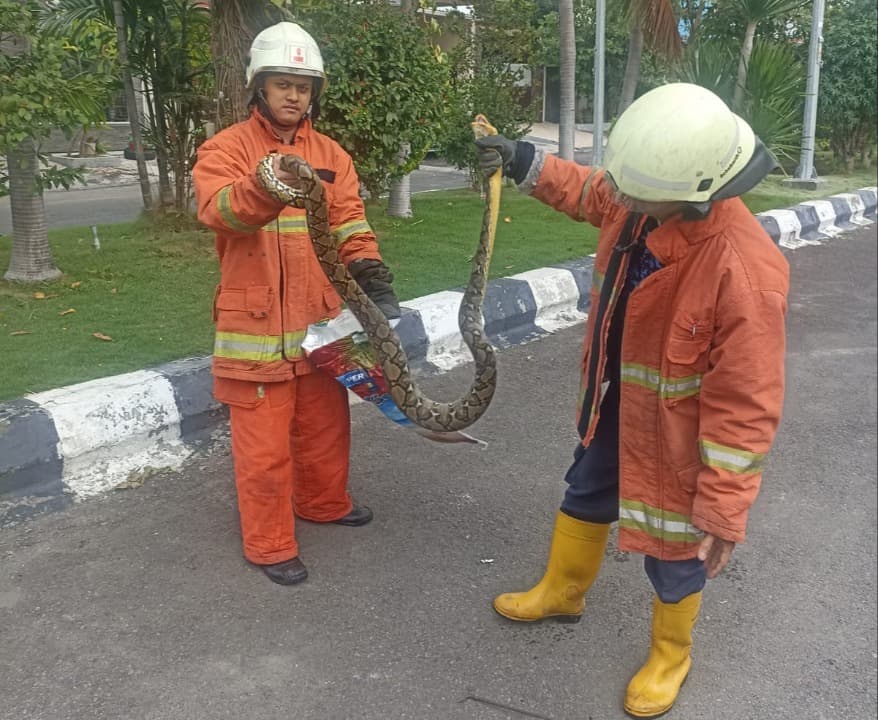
left=493, top=511, right=610, bottom=623
left=624, top=592, right=702, bottom=718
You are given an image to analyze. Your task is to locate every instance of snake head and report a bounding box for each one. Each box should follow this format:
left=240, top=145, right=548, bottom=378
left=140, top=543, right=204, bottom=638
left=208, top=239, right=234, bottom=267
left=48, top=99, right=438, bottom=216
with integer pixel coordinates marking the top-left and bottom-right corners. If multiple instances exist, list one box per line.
left=277, top=153, right=312, bottom=179
left=471, top=114, right=498, bottom=140
left=257, top=152, right=323, bottom=207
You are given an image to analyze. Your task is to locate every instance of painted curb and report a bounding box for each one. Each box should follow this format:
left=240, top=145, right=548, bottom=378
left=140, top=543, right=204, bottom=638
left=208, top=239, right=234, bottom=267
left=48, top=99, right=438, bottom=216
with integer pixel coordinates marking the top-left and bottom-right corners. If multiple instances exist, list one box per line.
left=1, top=186, right=876, bottom=524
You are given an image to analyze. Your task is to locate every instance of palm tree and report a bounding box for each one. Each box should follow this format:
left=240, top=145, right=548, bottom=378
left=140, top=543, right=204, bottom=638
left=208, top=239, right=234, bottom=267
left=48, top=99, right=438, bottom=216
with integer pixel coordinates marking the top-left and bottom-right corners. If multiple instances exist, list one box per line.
left=112, top=0, right=151, bottom=211
left=50, top=0, right=215, bottom=210
left=617, top=0, right=682, bottom=115
left=731, top=0, right=806, bottom=111
left=558, top=0, right=576, bottom=161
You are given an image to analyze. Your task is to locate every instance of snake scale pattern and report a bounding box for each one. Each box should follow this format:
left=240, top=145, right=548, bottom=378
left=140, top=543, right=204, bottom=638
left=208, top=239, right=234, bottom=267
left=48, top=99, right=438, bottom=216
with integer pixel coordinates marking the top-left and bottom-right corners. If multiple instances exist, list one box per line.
left=256, top=116, right=500, bottom=432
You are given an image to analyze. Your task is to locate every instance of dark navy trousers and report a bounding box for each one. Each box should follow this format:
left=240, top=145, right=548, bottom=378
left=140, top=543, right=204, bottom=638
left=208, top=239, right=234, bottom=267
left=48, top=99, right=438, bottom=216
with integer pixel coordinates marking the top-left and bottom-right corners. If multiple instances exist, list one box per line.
left=560, top=374, right=706, bottom=604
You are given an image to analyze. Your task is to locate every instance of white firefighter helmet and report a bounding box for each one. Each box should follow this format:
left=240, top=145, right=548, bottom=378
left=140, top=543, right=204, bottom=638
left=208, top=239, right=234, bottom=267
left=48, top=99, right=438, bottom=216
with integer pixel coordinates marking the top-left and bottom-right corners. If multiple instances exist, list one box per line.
left=603, top=83, right=777, bottom=204
left=246, top=21, right=326, bottom=96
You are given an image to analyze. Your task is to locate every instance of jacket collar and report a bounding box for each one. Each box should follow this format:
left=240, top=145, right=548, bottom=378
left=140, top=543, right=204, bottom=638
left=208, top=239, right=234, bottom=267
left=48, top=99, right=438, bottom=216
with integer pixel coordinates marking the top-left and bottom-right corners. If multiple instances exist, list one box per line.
left=642, top=200, right=734, bottom=265
left=250, top=107, right=313, bottom=145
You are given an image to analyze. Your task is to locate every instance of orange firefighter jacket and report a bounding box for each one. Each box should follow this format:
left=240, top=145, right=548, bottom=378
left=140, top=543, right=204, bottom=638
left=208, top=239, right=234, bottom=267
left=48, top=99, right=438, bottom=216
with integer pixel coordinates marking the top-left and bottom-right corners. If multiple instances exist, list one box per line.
left=528, top=154, right=789, bottom=560
left=193, top=110, right=383, bottom=383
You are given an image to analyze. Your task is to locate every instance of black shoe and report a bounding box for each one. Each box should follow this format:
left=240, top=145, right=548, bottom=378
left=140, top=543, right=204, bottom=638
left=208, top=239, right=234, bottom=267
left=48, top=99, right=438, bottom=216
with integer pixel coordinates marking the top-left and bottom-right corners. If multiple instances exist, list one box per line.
left=332, top=505, right=373, bottom=526
left=260, top=557, right=308, bottom=585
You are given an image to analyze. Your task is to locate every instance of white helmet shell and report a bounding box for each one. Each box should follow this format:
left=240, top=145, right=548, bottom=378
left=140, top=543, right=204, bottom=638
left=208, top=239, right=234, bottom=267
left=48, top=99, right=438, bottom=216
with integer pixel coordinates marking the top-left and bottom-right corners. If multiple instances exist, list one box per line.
left=603, top=83, right=757, bottom=204
left=246, top=22, right=325, bottom=94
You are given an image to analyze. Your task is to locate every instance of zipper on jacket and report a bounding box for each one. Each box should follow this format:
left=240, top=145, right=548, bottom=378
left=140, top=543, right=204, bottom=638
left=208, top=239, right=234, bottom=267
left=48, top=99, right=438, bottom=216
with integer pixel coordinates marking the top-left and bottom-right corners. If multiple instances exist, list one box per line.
left=577, top=212, right=642, bottom=439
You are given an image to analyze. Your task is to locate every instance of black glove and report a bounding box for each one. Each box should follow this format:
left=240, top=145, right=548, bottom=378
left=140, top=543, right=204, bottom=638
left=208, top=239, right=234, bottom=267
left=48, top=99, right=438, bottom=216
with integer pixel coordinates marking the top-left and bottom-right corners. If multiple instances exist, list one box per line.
left=348, top=258, right=402, bottom=320
left=474, top=135, right=518, bottom=177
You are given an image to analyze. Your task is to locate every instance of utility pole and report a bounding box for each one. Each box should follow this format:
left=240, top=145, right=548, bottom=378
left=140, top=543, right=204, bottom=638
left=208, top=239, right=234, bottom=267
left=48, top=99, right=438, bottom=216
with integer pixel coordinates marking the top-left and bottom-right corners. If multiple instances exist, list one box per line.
left=559, top=0, right=576, bottom=160
left=592, top=0, right=606, bottom=166
left=784, top=0, right=826, bottom=190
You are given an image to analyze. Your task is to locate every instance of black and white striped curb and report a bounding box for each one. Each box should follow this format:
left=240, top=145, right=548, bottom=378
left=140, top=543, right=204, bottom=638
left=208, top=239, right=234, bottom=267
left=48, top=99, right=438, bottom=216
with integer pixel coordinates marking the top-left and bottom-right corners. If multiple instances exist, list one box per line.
left=1, top=186, right=875, bottom=525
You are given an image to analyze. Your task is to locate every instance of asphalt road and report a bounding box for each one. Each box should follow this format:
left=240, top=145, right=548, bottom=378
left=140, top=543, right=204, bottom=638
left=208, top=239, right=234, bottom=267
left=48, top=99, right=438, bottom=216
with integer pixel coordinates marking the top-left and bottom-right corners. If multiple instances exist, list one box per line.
left=0, top=225, right=875, bottom=720
left=0, top=162, right=471, bottom=234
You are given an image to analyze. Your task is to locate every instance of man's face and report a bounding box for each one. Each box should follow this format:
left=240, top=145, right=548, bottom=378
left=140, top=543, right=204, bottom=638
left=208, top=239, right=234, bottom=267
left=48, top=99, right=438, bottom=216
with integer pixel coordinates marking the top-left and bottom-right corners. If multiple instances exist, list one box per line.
left=262, top=73, right=314, bottom=127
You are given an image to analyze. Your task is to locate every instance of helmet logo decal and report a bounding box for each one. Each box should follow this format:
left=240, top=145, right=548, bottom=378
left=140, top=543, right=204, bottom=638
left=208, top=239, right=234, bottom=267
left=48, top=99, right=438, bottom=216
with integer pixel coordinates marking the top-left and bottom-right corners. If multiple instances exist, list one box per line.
left=291, top=47, right=305, bottom=64
left=718, top=123, right=742, bottom=178
left=719, top=145, right=742, bottom=179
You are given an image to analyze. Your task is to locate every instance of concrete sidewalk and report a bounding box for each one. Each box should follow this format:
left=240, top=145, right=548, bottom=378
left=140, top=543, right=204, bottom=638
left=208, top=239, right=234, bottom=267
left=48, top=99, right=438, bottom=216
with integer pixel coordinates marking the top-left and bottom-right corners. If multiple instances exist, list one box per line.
left=526, top=122, right=597, bottom=152
left=1, top=185, right=876, bottom=526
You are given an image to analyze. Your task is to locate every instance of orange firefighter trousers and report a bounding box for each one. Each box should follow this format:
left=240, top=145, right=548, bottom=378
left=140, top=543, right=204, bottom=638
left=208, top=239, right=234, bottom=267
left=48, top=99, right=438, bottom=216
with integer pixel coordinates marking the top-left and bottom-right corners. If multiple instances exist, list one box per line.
left=219, top=371, right=354, bottom=565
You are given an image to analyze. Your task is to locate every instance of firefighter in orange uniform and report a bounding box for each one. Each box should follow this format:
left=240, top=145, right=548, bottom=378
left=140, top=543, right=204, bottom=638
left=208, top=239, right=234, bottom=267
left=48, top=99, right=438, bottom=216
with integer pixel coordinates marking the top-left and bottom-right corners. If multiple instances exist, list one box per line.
left=193, top=22, right=400, bottom=586
left=475, top=83, right=789, bottom=717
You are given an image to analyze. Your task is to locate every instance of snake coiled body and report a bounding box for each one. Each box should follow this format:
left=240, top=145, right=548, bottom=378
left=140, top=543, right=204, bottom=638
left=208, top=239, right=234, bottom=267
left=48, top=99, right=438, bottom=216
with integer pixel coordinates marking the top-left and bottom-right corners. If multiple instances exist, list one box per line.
left=256, top=118, right=500, bottom=433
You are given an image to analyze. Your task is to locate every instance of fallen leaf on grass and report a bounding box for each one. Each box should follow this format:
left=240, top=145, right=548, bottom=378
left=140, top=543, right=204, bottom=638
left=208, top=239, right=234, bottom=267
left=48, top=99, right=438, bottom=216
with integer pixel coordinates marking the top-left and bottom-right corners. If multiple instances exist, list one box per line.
left=70, top=281, right=82, bottom=289
left=33, top=292, right=46, bottom=299
left=59, top=308, right=76, bottom=316
left=503, top=216, right=512, bottom=223
left=92, top=332, right=113, bottom=341
left=110, top=288, right=117, bottom=295
left=10, top=330, right=32, bottom=336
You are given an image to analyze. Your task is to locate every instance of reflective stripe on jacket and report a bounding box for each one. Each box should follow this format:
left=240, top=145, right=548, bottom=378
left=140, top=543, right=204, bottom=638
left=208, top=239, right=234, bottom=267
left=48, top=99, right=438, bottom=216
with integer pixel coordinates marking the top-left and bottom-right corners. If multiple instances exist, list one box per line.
left=525, top=152, right=789, bottom=560
left=193, top=110, right=383, bottom=382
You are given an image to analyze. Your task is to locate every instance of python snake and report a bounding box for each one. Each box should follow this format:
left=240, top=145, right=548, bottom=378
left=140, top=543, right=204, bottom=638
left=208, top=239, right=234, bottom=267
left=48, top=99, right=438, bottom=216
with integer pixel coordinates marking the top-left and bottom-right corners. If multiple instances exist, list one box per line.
left=256, top=115, right=501, bottom=432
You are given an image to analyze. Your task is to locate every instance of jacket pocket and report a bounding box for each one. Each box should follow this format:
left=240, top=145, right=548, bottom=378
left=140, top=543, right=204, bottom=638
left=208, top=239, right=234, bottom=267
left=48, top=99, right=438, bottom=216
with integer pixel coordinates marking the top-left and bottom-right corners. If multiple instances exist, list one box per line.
left=213, top=377, right=266, bottom=409
left=666, top=313, right=712, bottom=369
left=215, top=285, right=275, bottom=319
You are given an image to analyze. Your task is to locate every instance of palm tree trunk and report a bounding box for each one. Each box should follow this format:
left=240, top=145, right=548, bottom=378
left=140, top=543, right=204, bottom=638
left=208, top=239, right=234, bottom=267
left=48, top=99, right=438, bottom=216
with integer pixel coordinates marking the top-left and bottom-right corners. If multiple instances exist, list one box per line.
left=4, top=140, right=61, bottom=282
left=734, top=20, right=758, bottom=111
left=558, top=0, right=576, bottom=161
left=113, top=0, right=152, bottom=211
left=618, top=24, right=644, bottom=115
left=146, top=29, right=175, bottom=209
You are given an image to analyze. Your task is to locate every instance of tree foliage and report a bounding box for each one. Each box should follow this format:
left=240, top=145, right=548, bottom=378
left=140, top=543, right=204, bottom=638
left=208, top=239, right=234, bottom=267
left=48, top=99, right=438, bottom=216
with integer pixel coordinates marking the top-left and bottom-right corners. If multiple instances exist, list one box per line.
left=436, top=1, right=541, bottom=179
left=679, top=37, right=803, bottom=162
left=818, top=0, right=878, bottom=170
left=296, top=1, right=451, bottom=201
left=0, top=0, right=112, bottom=197
left=49, top=0, right=214, bottom=210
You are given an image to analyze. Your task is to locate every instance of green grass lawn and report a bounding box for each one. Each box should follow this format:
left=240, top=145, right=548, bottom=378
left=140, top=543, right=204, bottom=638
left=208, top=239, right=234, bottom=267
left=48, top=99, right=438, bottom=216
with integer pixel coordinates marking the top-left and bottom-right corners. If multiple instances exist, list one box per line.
left=1, top=169, right=875, bottom=401
left=0, top=187, right=595, bottom=400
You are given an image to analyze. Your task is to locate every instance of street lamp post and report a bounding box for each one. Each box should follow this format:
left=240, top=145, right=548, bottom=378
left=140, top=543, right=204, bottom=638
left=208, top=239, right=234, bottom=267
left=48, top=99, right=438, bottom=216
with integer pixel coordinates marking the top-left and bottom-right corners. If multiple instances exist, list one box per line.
left=592, top=0, right=606, bottom=166
left=784, top=0, right=826, bottom=190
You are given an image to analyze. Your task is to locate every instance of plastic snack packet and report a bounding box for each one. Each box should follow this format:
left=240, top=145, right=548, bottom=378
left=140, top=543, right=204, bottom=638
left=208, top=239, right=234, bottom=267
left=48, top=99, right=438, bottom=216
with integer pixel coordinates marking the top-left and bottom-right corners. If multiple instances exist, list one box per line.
left=302, top=310, right=486, bottom=447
